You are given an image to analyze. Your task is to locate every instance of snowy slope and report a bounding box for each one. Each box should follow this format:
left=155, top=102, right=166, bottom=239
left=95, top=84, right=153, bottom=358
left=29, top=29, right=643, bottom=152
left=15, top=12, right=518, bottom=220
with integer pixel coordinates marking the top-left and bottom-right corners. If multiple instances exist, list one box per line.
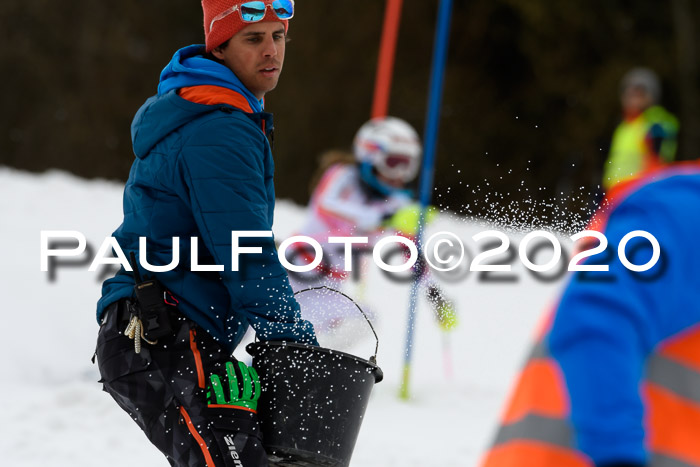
left=0, top=167, right=568, bottom=466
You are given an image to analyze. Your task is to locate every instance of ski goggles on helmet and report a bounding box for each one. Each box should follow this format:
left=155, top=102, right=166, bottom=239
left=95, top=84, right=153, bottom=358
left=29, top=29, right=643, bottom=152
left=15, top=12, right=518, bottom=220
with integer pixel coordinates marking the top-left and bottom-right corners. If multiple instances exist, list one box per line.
left=209, top=0, right=295, bottom=33
left=376, top=153, right=419, bottom=183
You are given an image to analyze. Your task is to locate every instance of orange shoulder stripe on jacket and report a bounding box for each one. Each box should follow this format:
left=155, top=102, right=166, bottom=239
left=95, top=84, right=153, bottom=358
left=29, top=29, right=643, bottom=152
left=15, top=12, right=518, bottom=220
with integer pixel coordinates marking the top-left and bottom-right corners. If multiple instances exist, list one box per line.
left=179, top=85, right=254, bottom=113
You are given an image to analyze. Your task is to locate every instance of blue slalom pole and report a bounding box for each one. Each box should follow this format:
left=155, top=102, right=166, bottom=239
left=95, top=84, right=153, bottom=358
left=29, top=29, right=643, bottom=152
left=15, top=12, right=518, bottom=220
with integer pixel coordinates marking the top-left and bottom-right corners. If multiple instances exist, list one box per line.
left=399, top=0, right=454, bottom=400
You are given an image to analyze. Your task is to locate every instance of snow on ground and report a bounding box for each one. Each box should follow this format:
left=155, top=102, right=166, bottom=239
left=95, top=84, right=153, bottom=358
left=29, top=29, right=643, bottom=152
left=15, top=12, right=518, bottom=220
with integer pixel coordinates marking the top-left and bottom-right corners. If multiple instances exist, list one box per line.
left=0, top=167, right=571, bottom=466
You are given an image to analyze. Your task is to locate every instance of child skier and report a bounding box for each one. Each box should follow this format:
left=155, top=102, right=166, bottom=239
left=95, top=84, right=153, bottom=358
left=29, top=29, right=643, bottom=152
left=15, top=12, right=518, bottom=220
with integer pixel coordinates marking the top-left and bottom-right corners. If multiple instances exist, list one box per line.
left=286, top=116, right=457, bottom=338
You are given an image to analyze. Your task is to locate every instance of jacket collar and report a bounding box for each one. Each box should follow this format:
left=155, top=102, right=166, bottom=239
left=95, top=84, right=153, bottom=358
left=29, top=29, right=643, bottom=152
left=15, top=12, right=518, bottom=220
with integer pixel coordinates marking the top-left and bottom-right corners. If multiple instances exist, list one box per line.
left=178, top=85, right=255, bottom=113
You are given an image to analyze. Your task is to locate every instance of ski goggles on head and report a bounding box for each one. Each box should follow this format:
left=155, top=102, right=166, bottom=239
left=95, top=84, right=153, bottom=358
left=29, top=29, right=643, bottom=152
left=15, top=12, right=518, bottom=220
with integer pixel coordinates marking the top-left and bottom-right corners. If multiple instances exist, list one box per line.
left=209, top=0, right=295, bottom=32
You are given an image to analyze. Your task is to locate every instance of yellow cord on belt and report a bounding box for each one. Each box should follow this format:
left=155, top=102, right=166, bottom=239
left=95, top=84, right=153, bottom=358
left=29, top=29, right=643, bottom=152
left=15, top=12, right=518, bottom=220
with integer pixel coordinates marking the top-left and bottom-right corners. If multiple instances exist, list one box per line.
left=124, top=314, right=157, bottom=354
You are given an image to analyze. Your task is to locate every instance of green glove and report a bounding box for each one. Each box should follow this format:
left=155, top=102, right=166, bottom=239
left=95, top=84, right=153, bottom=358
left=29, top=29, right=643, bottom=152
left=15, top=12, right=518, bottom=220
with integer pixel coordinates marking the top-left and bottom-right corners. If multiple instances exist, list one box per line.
left=385, top=204, right=438, bottom=236
left=207, top=361, right=261, bottom=412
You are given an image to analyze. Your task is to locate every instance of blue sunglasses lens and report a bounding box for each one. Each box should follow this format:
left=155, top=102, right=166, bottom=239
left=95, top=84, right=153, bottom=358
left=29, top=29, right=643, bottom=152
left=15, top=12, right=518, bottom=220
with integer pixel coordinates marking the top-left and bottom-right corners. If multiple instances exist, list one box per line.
left=239, top=1, right=294, bottom=22
left=271, top=0, right=294, bottom=19
left=240, top=2, right=266, bottom=22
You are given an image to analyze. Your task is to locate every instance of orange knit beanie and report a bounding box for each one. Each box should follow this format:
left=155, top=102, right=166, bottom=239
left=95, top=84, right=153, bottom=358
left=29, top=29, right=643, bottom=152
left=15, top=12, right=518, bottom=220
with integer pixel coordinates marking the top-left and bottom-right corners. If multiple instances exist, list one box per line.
left=202, top=0, right=290, bottom=52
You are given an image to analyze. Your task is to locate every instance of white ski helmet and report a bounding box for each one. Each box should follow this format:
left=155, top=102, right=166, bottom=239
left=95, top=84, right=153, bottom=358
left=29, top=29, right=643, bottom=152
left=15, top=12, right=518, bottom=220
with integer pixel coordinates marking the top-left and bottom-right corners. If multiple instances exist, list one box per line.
left=353, top=116, right=422, bottom=184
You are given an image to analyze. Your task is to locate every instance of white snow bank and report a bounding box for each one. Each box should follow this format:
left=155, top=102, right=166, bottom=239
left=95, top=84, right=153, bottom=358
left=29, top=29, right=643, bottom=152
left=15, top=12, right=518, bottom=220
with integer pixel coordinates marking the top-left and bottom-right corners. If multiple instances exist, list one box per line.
left=0, top=167, right=567, bottom=466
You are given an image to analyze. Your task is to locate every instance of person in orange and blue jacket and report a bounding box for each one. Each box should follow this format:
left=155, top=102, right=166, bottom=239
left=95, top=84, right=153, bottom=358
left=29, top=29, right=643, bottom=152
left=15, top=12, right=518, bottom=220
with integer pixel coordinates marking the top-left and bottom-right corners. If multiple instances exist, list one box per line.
left=482, top=162, right=700, bottom=467
left=94, top=2, right=316, bottom=466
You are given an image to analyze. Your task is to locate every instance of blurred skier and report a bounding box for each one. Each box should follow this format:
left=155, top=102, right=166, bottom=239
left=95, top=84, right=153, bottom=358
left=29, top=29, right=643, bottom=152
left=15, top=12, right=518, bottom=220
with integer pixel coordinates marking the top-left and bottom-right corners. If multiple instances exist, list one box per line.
left=602, top=67, right=679, bottom=191
left=482, top=162, right=700, bottom=467
left=287, top=116, right=457, bottom=337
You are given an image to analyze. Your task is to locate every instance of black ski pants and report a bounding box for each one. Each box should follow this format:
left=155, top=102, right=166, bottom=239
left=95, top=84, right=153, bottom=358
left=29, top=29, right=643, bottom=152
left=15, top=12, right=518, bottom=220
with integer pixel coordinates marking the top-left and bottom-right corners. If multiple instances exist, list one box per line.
left=96, top=299, right=269, bottom=467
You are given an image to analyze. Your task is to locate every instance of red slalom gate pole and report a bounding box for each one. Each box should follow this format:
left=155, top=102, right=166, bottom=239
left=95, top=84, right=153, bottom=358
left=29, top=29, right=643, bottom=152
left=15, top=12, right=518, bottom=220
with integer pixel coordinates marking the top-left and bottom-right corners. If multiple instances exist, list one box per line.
left=371, top=0, right=404, bottom=119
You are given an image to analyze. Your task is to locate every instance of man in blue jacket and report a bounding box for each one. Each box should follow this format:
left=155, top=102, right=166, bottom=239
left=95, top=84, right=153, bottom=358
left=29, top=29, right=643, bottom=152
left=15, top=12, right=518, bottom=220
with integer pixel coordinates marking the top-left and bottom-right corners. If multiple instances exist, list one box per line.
left=95, top=1, right=315, bottom=465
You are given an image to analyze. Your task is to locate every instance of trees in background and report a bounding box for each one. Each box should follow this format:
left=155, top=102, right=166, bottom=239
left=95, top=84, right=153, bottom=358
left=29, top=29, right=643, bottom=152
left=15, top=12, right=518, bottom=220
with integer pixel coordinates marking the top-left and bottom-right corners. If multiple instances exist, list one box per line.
left=1, top=0, right=698, bottom=221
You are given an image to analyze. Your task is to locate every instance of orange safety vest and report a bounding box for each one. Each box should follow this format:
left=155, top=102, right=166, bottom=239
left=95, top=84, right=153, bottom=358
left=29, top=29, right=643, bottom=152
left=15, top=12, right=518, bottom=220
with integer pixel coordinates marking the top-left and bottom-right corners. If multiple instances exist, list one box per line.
left=482, top=163, right=700, bottom=467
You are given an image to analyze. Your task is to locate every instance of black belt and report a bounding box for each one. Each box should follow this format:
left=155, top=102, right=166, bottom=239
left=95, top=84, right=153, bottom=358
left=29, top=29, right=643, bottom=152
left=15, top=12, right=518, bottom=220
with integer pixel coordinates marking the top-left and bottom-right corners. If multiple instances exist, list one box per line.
left=100, top=297, right=134, bottom=331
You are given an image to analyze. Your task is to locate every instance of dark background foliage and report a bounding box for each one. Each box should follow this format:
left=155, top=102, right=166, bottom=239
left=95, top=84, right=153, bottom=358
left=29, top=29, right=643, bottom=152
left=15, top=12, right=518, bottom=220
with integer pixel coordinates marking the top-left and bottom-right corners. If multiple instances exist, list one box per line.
left=2, top=1, right=699, bottom=222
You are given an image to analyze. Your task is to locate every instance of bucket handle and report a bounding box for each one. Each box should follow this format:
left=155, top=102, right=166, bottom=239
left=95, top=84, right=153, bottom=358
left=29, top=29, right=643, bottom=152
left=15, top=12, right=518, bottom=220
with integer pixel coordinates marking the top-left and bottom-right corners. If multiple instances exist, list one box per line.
left=294, top=286, right=379, bottom=364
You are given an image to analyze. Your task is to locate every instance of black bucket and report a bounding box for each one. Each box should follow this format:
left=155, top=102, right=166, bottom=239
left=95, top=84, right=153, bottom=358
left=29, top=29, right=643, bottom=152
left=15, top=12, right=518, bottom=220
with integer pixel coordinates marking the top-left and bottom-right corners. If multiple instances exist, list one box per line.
left=247, top=287, right=383, bottom=467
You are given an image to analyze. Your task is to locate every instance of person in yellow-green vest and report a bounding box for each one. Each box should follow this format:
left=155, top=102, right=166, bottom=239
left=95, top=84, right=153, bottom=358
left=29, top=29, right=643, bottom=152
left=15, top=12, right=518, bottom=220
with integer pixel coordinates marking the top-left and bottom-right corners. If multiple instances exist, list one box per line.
left=603, top=67, right=679, bottom=191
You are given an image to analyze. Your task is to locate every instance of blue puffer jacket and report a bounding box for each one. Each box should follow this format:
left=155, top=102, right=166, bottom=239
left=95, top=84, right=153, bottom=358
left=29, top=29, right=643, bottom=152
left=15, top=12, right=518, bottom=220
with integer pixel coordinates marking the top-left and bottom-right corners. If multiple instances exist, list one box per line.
left=97, top=45, right=317, bottom=352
